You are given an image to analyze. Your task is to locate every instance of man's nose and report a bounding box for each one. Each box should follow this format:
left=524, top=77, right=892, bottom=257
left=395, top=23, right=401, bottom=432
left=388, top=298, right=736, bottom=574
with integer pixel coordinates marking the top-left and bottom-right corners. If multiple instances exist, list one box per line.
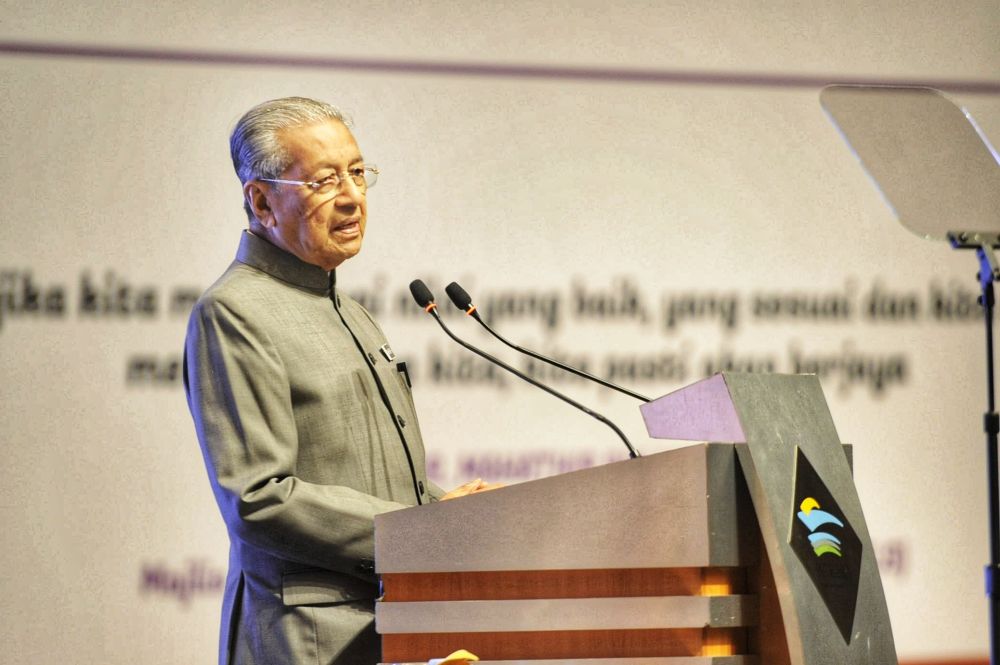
left=335, top=176, right=365, bottom=206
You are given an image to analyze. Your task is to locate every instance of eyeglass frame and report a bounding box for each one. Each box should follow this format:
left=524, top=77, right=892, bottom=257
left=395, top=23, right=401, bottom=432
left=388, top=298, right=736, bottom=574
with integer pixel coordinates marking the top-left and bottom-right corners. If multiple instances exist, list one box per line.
left=258, top=165, right=379, bottom=193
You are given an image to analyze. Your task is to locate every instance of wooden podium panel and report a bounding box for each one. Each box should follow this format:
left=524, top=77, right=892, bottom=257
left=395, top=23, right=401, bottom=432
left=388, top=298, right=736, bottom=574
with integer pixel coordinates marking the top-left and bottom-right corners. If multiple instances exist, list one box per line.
left=383, top=660, right=753, bottom=665
left=375, top=443, right=760, bottom=662
left=381, top=628, right=749, bottom=661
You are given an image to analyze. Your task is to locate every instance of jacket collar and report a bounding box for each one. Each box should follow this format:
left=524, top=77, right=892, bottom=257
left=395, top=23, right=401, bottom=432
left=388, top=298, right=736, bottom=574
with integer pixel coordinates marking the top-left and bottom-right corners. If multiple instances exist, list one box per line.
left=236, top=230, right=333, bottom=295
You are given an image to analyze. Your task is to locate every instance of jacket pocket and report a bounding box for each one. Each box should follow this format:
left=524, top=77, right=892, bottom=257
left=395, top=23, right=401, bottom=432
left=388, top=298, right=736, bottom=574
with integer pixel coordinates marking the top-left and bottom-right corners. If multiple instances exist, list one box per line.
left=281, top=569, right=378, bottom=606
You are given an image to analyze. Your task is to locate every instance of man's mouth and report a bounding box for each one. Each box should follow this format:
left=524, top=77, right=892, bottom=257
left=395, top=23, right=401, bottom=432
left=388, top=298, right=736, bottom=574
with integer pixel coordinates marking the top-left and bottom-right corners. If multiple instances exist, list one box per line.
left=332, top=218, right=361, bottom=236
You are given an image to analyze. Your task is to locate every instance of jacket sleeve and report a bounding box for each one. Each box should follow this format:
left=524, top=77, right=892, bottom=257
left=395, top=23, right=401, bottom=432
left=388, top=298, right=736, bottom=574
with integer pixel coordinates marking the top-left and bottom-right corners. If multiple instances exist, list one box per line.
left=425, top=479, right=447, bottom=501
left=184, top=295, right=407, bottom=579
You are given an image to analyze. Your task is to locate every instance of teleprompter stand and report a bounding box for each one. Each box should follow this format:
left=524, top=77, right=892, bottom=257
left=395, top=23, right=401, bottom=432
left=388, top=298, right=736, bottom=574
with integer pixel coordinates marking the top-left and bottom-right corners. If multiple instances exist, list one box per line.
left=821, top=84, right=1000, bottom=664
left=951, top=231, right=1000, bottom=665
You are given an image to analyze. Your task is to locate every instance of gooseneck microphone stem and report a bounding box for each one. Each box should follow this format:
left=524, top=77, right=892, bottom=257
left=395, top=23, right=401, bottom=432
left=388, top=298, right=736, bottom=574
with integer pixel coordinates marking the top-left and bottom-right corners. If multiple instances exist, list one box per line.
left=431, top=308, right=640, bottom=459
left=478, top=315, right=653, bottom=401
left=444, top=282, right=650, bottom=402
left=461, top=309, right=650, bottom=404
left=410, top=281, right=640, bottom=459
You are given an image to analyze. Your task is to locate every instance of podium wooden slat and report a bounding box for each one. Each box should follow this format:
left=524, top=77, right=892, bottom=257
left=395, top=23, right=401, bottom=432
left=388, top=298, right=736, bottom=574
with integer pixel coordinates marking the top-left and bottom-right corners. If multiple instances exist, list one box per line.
left=380, top=567, right=743, bottom=601
left=381, top=627, right=746, bottom=661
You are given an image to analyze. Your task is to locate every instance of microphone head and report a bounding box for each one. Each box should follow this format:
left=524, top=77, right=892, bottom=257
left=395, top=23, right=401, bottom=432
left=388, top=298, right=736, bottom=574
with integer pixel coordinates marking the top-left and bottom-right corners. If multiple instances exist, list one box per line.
left=445, top=282, right=473, bottom=311
left=409, top=279, right=436, bottom=309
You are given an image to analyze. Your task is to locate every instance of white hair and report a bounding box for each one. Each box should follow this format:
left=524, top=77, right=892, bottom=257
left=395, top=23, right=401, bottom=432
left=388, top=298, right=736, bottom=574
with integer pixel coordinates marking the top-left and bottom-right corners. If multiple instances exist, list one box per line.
left=229, top=97, right=351, bottom=219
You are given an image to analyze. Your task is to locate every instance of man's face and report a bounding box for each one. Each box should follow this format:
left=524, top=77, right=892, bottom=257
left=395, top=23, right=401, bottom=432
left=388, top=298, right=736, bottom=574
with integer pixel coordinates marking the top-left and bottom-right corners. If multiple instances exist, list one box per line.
left=256, top=119, right=368, bottom=271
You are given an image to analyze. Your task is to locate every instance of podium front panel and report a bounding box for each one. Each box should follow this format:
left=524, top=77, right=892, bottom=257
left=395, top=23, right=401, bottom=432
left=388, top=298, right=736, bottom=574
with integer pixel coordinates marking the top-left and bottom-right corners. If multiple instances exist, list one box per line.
left=376, top=443, right=752, bottom=573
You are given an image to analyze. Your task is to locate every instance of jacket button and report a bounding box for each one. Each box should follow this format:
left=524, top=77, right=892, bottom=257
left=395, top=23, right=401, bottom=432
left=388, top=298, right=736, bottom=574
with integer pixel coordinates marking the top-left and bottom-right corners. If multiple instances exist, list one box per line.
left=367, top=352, right=377, bottom=363
left=418, top=481, right=425, bottom=495
left=396, top=414, right=406, bottom=428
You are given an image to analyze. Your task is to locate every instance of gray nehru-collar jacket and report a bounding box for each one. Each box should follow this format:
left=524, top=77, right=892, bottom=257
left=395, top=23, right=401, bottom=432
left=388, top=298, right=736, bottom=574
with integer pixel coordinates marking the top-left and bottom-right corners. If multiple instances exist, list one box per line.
left=184, top=230, right=442, bottom=664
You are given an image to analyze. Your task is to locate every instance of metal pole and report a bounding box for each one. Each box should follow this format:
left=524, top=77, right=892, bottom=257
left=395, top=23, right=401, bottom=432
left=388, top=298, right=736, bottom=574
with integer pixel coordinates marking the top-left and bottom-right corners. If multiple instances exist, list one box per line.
left=977, top=246, right=1000, bottom=665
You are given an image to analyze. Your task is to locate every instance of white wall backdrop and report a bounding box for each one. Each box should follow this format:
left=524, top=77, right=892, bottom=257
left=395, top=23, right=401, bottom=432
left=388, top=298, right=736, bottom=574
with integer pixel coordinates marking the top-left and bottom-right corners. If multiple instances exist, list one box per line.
left=1, top=1, right=998, bottom=663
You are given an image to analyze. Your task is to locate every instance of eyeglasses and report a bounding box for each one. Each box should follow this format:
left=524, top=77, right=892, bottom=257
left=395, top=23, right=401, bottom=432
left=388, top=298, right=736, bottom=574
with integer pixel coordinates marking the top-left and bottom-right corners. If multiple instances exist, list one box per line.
left=259, top=165, right=379, bottom=194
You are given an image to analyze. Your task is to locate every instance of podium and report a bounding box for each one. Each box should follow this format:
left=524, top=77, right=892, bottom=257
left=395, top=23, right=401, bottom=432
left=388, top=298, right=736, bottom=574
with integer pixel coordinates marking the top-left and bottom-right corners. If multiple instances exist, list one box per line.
left=374, top=373, right=897, bottom=664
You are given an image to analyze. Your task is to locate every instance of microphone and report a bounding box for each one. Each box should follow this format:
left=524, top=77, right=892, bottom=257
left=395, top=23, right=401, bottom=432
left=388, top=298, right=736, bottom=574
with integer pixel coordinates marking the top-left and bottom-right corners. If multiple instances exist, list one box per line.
left=409, top=280, right=641, bottom=459
left=444, top=281, right=651, bottom=403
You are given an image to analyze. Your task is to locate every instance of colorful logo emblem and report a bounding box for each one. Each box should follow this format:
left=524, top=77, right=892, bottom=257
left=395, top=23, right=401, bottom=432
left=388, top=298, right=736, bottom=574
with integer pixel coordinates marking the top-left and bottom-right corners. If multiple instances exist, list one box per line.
left=789, top=448, right=862, bottom=644
left=797, top=496, right=844, bottom=557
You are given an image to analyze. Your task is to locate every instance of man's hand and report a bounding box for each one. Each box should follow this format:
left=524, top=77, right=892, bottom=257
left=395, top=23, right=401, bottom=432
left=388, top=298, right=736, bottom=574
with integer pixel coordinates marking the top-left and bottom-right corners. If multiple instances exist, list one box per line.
left=440, top=478, right=504, bottom=501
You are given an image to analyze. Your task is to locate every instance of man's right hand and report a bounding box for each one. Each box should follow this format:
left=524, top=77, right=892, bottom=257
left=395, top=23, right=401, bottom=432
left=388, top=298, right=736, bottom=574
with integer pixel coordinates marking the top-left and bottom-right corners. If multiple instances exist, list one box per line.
left=440, top=478, right=504, bottom=501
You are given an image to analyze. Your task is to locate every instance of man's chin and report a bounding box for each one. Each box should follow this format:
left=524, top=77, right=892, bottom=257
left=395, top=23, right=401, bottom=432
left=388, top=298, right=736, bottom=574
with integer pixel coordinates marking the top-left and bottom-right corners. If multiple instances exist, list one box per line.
left=320, top=243, right=363, bottom=271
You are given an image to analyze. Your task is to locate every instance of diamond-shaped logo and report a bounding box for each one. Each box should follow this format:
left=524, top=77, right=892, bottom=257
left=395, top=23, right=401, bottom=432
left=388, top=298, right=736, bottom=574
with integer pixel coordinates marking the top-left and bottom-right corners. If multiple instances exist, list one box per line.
left=789, top=448, right=862, bottom=643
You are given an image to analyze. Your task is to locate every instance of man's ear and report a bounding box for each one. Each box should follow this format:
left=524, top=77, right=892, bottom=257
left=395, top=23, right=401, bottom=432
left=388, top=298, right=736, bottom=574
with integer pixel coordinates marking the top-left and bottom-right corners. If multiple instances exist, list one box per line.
left=244, top=181, right=276, bottom=228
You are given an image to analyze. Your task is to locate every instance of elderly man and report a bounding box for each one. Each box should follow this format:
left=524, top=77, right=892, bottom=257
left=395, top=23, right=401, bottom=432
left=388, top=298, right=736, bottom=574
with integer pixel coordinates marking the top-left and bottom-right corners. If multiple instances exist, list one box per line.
left=184, top=97, right=488, bottom=665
